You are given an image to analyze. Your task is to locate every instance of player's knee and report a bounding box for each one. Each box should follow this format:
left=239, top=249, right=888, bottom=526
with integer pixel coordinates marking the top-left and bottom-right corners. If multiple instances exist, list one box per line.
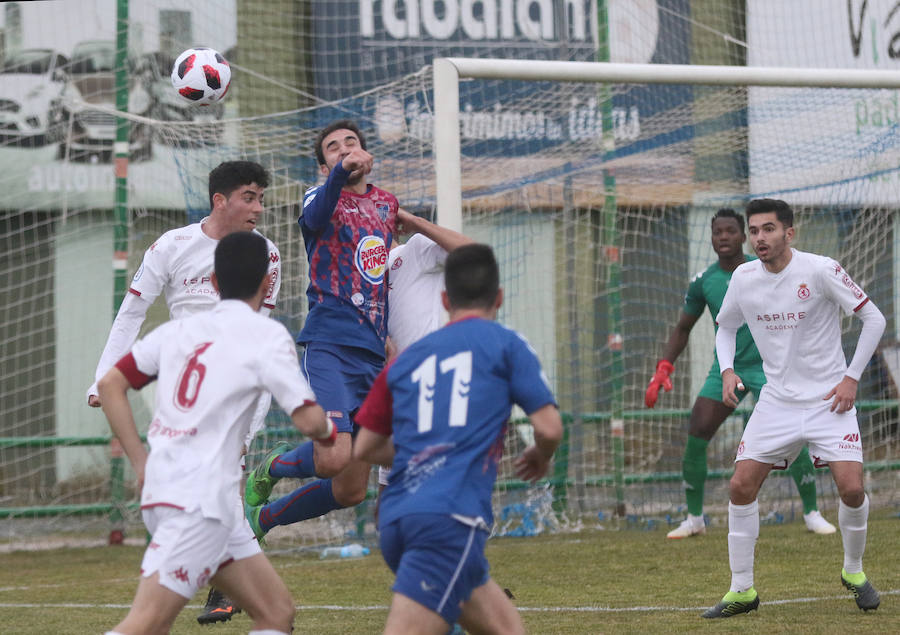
left=332, top=480, right=367, bottom=507
left=839, top=486, right=865, bottom=508
left=728, top=474, right=757, bottom=504
left=315, top=451, right=351, bottom=477
left=263, top=590, right=295, bottom=630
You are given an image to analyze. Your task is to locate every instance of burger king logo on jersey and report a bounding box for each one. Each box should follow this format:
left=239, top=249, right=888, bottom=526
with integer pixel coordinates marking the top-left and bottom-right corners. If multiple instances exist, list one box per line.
left=355, top=235, right=388, bottom=284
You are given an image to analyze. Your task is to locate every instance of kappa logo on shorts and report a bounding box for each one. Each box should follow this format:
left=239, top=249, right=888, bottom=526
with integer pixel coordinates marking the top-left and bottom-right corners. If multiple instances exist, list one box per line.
left=842, top=433, right=859, bottom=442
left=327, top=410, right=344, bottom=419
left=170, top=567, right=190, bottom=583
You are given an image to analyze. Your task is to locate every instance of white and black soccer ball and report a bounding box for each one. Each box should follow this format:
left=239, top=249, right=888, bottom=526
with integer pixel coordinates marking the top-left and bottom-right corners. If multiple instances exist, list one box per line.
left=171, top=47, right=231, bottom=106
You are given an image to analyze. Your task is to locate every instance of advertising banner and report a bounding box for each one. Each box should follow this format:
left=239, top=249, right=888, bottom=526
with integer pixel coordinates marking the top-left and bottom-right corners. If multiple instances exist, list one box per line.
left=748, top=0, right=900, bottom=205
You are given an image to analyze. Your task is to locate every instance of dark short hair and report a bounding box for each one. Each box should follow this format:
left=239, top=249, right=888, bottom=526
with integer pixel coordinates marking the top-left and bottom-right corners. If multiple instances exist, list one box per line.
left=711, top=208, right=744, bottom=233
left=746, top=198, right=794, bottom=228
left=314, top=119, right=367, bottom=166
left=444, top=244, right=500, bottom=311
left=208, top=161, right=269, bottom=210
left=214, top=231, right=268, bottom=301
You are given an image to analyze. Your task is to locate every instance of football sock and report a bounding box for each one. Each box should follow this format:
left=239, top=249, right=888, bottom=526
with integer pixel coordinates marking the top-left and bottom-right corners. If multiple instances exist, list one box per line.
left=258, top=479, right=342, bottom=530
left=788, top=447, right=818, bottom=514
left=248, top=630, right=290, bottom=635
left=728, top=499, right=759, bottom=593
left=683, top=435, right=709, bottom=516
left=269, top=441, right=316, bottom=479
left=839, top=494, right=869, bottom=575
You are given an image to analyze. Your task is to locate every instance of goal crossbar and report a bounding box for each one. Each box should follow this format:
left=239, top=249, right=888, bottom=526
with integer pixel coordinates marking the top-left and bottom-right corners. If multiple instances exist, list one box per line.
left=433, top=58, right=900, bottom=229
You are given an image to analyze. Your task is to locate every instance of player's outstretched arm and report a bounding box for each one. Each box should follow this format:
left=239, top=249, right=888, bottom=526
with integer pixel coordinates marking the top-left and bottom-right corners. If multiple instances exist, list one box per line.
left=290, top=402, right=337, bottom=445
left=87, top=293, right=152, bottom=407
left=645, top=311, right=700, bottom=408
left=396, top=209, right=474, bottom=253
left=514, top=404, right=563, bottom=482
left=98, top=367, right=147, bottom=491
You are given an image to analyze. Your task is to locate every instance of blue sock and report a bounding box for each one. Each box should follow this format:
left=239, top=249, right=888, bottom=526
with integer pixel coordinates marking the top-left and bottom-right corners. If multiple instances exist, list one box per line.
left=258, top=479, right=344, bottom=530
left=269, top=440, right=316, bottom=479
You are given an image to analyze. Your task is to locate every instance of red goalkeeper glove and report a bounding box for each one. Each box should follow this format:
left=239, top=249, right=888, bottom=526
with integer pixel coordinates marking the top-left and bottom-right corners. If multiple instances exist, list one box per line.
left=644, top=360, right=674, bottom=408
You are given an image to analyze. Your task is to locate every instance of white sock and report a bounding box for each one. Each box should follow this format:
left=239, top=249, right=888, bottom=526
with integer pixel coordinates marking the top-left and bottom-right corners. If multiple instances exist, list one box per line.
left=105, top=632, right=126, bottom=635
left=839, top=494, right=869, bottom=575
left=728, top=500, right=759, bottom=593
left=249, top=630, right=290, bottom=635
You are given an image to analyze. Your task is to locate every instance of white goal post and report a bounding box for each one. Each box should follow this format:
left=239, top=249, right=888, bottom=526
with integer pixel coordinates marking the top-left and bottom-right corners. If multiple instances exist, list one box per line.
left=433, top=57, right=900, bottom=231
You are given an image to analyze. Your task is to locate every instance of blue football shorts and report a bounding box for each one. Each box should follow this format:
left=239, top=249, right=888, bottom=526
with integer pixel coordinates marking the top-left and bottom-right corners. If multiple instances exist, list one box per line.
left=380, top=513, right=491, bottom=625
left=301, top=341, right=382, bottom=434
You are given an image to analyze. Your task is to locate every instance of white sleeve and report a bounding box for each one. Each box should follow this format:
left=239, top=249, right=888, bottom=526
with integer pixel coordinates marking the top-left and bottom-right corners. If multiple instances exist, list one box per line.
left=820, top=258, right=869, bottom=315
left=715, top=324, right=738, bottom=373
left=260, top=239, right=282, bottom=316
left=408, top=234, right=447, bottom=271
left=845, top=300, right=886, bottom=381
left=86, top=292, right=153, bottom=402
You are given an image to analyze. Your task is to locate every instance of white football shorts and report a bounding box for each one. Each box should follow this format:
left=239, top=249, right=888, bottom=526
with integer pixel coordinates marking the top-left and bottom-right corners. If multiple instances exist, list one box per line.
left=140, top=505, right=261, bottom=598
left=735, top=395, right=863, bottom=466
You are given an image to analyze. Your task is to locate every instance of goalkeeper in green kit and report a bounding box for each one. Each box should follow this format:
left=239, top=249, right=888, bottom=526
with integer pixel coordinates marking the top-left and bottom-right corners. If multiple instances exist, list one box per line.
left=645, top=208, right=835, bottom=538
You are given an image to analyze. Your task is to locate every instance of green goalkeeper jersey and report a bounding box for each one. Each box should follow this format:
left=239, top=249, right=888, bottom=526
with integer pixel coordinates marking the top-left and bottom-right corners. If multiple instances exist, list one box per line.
left=683, top=255, right=762, bottom=371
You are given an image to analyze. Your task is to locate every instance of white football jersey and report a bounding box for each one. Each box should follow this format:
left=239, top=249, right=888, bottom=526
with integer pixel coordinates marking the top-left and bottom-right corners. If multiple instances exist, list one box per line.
left=716, top=249, right=870, bottom=404
left=130, top=218, right=281, bottom=318
left=123, top=300, right=315, bottom=525
left=387, top=234, right=448, bottom=353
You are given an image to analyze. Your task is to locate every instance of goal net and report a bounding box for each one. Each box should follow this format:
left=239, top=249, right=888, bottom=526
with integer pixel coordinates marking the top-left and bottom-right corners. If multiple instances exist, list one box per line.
left=432, top=58, right=900, bottom=528
left=2, top=1, right=900, bottom=551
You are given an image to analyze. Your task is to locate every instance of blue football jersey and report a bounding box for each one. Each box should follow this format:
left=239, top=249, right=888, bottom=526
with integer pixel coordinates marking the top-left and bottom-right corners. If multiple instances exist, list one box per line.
left=357, top=317, right=556, bottom=528
left=298, top=163, right=398, bottom=356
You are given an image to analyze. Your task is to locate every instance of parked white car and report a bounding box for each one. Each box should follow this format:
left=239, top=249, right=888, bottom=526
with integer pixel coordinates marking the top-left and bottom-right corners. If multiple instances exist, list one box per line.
left=49, top=40, right=153, bottom=162
left=0, top=49, right=68, bottom=147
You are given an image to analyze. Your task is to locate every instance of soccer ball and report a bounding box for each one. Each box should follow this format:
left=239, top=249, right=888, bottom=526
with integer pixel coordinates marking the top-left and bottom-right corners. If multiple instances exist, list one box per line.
left=171, top=47, right=231, bottom=106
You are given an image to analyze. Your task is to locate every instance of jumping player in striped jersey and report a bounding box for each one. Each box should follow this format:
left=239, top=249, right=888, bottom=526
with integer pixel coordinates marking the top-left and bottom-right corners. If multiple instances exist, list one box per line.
left=702, top=199, right=885, bottom=618
left=86, top=160, right=280, bottom=624
left=354, top=244, right=563, bottom=634
left=98, top=231, right=336, bottom=635
left=244, top=120, right=399, bottom=537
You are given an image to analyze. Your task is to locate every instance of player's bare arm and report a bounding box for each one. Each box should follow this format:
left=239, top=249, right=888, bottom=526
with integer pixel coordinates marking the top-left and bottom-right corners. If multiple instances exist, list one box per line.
left=514, top=404, right=563, bottom=482
left=353, top=427, right=395, bottom=466
left=646, top=311, right=700, bottom=408
left=720, top=368, right=743, bottom=409
left=396, top=208, right=474, bottom=253
left=97, top=367, right=148, bottom=492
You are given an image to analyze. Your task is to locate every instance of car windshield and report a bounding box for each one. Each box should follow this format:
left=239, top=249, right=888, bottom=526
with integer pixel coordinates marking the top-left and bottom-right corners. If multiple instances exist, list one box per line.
left=69, top=42, right=115, bottom=74
left=2, top=50, right=53, bottom=74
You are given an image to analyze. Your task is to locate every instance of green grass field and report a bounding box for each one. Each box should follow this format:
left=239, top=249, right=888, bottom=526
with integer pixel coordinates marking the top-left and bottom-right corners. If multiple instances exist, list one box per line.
left=1, top=512, right=897, bottom=634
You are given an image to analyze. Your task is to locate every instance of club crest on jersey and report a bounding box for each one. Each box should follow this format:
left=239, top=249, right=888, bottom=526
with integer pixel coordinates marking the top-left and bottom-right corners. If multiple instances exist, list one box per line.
left=375, top=201, right=390, bottom=221
left=797, top=283, right=810, bottom=300
left=355, top=235, right=387, bottom=284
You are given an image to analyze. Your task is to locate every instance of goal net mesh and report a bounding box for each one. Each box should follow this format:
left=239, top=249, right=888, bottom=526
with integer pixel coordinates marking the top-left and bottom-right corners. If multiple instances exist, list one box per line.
left=2, top=1, right=899, bottom=551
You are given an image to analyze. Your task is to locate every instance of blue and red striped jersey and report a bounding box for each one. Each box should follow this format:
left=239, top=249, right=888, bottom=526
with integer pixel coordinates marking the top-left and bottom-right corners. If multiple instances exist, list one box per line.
left=298, top=163, right=398, bottom=356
